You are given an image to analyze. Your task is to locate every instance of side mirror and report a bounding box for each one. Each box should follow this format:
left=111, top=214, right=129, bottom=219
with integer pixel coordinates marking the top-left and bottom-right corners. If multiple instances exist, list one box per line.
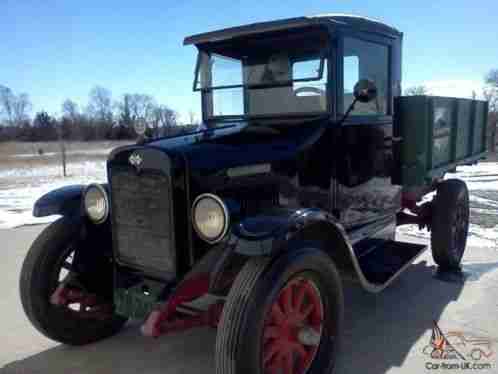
left=337, top=79, right=379, bottom=126
left=354, top=79, right=377, bottom=103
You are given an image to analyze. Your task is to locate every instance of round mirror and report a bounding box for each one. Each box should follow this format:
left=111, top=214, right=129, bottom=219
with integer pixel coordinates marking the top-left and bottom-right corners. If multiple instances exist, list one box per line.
left=353, top=79, right=378, bottom=103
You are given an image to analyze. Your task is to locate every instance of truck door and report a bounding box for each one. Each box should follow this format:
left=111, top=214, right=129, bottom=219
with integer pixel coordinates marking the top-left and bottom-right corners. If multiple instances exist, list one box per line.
left=335, top=36, right=402, bottom=230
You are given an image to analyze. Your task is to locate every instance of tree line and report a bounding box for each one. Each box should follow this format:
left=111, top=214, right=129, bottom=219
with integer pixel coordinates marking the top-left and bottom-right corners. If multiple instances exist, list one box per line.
left=0, top=85, right=195, bottom=142
left=1, top=69, right=497, bottom=143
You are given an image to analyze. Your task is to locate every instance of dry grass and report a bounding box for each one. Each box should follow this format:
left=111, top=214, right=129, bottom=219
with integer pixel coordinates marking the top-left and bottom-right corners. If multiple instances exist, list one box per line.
left=0, top=141, right=132, bottom=171
left=0, top=141, right=132, bottom=159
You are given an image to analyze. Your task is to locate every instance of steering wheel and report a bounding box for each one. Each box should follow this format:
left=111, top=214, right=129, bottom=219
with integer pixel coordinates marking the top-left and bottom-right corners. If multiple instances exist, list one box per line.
left=294, top=86, right=324, bottom=97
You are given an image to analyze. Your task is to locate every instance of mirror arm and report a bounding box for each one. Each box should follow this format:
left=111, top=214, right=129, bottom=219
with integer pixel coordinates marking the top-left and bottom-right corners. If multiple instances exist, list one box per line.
left=337, top=97, right=358, bottom=126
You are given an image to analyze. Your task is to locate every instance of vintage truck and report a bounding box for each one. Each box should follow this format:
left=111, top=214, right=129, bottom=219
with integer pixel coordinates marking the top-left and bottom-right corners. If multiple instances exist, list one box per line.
left=20, top=14, right=489, bottom=374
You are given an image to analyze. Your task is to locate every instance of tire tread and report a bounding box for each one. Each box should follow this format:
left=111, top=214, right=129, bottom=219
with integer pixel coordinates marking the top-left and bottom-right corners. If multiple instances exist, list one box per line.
left=19, top=217, right=126, bottom=345
left=431, top=179, right=469, bottom=269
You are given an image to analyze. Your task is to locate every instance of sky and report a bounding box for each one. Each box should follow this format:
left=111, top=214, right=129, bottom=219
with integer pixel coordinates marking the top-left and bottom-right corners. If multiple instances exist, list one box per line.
left=1, top=0, right=497, bottom=122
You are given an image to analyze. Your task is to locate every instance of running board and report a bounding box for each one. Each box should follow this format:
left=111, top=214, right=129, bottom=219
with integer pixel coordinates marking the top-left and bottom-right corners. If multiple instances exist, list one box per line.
left=344, top=239, right=428, bottom=293
left=358, top=240, right=427, bottom=286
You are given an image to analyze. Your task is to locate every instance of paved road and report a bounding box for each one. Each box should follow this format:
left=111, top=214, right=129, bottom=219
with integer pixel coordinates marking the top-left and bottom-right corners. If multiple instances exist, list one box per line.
left=1, top=225, right=498, bottom=374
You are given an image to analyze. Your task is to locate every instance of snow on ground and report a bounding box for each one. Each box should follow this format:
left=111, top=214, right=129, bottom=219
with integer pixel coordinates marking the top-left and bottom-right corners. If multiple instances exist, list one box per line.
left=398, top=162, right=498, bottom=249
left=0, top=154, right=497, bottom=250
left=0, top=160, right=106, bottom=228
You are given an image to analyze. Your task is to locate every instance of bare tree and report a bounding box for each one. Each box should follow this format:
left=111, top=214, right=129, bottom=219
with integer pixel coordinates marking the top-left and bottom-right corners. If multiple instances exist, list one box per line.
left=484, top=70, right=498, bottom=113
left=0, top=85, right=14, bottom=124
left=484, top=69, right=498, bottom=152
left=60, top=99, right=81, bottom=174
left=87, top=86, right=113, bottom=122
left=0, top=85, right=31, bottom=126
left=404, top=85, right=430, bottom=96
left=114, top=93, right=155, bottom=136
left=114, top=93, right=166, bottom=138
left=485, top=69, right=498, bottom=86
left=62, top=99, right=79, bottom=121
left=13, top=93, right=32, bottom=125
left=115, top=94, right=134, bottom=135
left=152, top=105, right=177, bottom=136
left=87, top=86, right=113, bottom=139
left=128, top=94, right=155, bottom=124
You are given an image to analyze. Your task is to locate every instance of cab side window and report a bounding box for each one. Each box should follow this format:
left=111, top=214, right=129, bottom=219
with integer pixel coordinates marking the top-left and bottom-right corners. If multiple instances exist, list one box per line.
left=343, top=37, right=389, bottom=115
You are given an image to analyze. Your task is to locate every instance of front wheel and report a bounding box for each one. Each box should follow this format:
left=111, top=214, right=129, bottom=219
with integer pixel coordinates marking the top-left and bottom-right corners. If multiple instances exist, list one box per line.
left=19, top=217, right=127, bottom=345
left=215, top=246, right=344, bottom=374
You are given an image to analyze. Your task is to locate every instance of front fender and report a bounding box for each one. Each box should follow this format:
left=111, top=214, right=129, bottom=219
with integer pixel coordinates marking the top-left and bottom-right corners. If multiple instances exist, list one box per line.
left=230, top=208, right=341, bottom=256
left=33, top=184, right=109, bottom=218
left=230, top=208, right=407, bottom=293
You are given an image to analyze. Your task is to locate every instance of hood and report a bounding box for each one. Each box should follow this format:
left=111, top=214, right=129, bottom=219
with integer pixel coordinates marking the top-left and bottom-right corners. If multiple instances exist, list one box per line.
left=148, top=120, right=325, bottom=173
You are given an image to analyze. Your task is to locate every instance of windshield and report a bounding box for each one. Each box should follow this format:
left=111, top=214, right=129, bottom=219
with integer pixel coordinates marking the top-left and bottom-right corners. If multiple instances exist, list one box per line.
left=194, top=31, right=329, bottom=119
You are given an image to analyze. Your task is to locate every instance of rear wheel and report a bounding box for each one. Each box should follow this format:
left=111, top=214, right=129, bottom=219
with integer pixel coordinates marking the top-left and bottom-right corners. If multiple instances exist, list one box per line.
left=19, top=217, right=127, bottom=345
left=431, top=179, right=470, bottom=270
left=215, top=246, right=344, bottom=374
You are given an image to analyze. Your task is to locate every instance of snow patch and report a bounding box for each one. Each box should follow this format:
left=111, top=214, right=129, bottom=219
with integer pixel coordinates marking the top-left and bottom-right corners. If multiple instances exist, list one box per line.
left=397, top=225, right=498, bottom=249
left=0, top=160, right=106, bottom=229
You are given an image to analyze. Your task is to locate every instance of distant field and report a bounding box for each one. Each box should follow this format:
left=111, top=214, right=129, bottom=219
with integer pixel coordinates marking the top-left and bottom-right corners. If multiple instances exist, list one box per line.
left=0, top=141, right=132, bottom=169
left=0, top=141, right=132, bottom=228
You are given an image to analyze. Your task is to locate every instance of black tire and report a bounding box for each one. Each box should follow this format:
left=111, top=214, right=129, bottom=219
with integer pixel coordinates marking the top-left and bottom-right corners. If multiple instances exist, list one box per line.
left=215, top=246, right=344, bottom=374
left=431, top=179, right=470, bottom=270
left=19, top=217, right=127, bottom=345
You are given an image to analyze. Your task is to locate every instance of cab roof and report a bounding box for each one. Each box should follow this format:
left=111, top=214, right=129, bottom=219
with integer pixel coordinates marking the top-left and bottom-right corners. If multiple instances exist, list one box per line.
left=183, top=14, right=402, bottom=46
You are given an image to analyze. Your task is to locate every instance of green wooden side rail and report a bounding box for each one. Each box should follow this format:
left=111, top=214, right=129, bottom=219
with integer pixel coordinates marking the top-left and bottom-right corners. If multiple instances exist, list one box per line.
left=393, top=95, right=489, bottom=187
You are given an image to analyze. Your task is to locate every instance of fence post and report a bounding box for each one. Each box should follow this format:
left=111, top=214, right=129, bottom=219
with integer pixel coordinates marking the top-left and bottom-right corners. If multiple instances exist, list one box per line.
left=57, top=124, right=67, bottom=177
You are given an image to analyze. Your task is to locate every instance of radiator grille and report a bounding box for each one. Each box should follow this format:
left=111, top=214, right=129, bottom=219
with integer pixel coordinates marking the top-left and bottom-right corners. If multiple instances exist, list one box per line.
left=110, top=167, right=175, bottom=279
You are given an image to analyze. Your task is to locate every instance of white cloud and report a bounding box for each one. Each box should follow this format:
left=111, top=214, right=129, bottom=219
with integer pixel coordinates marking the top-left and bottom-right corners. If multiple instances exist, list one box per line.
left=410, top=79, right=486, bottom=99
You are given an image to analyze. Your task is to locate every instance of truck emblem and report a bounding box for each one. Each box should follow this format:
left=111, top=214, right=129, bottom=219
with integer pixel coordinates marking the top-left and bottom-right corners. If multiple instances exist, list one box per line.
left=129, top=152, right=143, bottom=169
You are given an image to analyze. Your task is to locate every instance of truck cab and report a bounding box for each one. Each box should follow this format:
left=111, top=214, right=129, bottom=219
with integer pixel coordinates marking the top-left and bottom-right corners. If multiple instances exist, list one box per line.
left=180, top=15, right=407, bottom=272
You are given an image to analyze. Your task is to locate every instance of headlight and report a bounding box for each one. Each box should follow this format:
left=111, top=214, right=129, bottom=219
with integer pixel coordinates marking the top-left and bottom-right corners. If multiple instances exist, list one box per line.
left=83, top=184, right=109, bottom=224
left=192, top=193, right=229, bottom=243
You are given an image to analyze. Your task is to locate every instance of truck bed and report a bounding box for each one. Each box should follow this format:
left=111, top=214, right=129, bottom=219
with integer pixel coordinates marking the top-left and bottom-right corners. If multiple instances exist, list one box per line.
left=393, top=95, right=489, bottom=187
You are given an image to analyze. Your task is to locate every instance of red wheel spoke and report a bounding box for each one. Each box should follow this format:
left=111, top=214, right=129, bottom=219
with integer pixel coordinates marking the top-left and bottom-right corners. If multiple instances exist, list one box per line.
left=271, top=303, right=286, bottom=324
left=280, top=284, right=294, bottom=313
left=264, top=341, right=281, bottom=365
left=300, top=304, right=314, bottom=321
left=263, top=278, right=323, bottom=374
left=264, top=326, right=280, bottom=340
left=293, top=281, right=308, bottom=312
left=306, top=288, right=323, bottom=325
left=266, top=353, right=284, bottom=374
left=283, top=351, right=294, bottom=374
